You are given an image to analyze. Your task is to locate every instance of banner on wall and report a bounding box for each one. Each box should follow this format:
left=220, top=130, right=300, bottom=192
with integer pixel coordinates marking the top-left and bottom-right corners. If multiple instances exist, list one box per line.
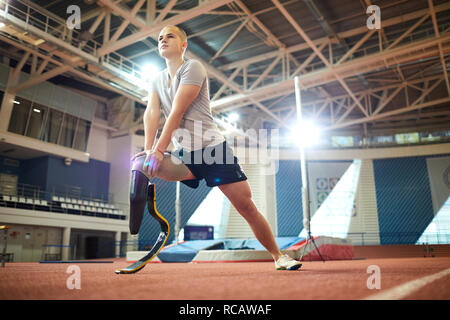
left=307, top=161, right=352, bottom=215
left=426, top=156, right=450, bottom=215
left=300, top=160, right=361, bottom=238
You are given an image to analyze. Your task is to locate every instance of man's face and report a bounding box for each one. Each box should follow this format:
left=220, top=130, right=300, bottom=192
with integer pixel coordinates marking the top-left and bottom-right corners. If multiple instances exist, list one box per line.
left=158, top=27, right=186, bottom=59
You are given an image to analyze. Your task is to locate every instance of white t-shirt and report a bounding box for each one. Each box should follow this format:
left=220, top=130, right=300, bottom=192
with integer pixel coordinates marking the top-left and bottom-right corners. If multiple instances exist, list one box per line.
left=150, top=59, right=225, bottom=152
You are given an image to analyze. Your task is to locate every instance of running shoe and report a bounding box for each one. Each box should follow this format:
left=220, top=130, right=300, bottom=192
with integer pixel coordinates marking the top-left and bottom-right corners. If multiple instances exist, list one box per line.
left=275, top=254, right=302, bottom=270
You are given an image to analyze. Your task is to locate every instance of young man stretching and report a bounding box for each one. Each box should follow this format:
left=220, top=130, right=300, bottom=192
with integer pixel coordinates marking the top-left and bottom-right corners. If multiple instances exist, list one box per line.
left=132, top=25, right=302, bottom=271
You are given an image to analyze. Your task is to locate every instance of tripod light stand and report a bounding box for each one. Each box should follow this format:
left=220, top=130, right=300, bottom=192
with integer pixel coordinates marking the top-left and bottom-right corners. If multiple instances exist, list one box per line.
left=294, top=76, right=325, bottom=263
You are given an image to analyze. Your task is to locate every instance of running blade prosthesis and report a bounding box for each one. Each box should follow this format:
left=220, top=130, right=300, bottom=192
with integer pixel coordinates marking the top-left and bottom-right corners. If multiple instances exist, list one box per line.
left=115, top=178, right=169, bottom=274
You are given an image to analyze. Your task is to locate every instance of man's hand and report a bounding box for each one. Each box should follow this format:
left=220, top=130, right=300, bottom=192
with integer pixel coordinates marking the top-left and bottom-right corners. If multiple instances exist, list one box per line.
left=131, top=151, right=147, bottom=161
left=143, top=149, right=164, bottom=178
left=131, top=149, right=164, bottom=178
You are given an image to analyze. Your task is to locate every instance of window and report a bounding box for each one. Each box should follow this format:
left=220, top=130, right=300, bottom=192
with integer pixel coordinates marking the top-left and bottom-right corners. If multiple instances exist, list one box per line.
left=8, top=97, right=31, bottom=135
left=73, top=119, right=91, bottom=152
left=420, top=132, right=440, bottom=143
left=59, top=113, right=78, bottom=148
left=25, top=103, right=47, bottom=139
left=372, top=135, right=395, bottom=145
left=7, top=95, right=93, bottom=151
left=331, top=136, right=354, bottom=147
left=395, top=132, right=419, bottom=144
left=41, top=108, right=64, bottom=144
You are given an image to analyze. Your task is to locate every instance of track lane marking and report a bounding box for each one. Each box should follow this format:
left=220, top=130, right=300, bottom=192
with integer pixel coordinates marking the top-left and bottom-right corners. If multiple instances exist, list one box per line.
left=363, top=267, right=450, bottom=300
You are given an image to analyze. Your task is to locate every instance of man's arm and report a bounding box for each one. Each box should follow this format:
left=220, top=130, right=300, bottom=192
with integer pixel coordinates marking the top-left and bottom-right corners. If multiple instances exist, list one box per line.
left=154, top=84, right=201, bottom=153
left=143, top=91, right=161, bottom=151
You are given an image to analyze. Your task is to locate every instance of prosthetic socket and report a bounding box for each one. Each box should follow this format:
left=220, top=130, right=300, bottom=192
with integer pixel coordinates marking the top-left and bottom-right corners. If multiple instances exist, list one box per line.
left=129, top=152, right=191, bottom=235
left=129, top=155, right=156, bottom=235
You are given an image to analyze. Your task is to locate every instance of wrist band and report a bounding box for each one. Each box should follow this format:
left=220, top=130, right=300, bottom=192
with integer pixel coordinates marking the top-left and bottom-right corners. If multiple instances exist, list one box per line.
left=156, top=148, right=165, bottom=155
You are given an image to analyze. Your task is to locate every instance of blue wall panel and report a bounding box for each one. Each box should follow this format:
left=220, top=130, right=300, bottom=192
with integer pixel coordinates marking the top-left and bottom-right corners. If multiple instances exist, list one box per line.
left=373, top=156, right=434, bottom=244
left=276, top=160, right=303, bottom=236
left=0, top=155, right=110, bottom=201
left=138, top=179, right=212, bottom=248
left=46, top=156, right=110, bottom=200
left=19, top=156, right=48, bottom=191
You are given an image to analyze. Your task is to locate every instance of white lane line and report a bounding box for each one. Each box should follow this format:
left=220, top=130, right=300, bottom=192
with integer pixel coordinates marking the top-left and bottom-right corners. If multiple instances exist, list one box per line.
left=363, top=267, right=450, bottom=300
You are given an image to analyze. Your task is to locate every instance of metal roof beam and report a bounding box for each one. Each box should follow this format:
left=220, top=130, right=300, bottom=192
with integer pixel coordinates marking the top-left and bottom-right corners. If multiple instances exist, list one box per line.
left=210, top=17, right=250, bottom=63
left=97, top=0, right=287, bottom=127
left=153, top=0, right=177, bottom=25
left=274, top=0, right=367, bottom=116
left=255, top=75, right=449, bottom=131
left=299, top=74, right=445, bottom=107
left=220, top=2, right=450, bottom=71
left=10, top=64, right=74, bottom=93
left=428, top=0, right=450, bottom=97
left=235, top=0, right=285, bottom=49
left=326, top=95, right=450, bottom=131
left=386, top=13, right=430, bottom=50
left=96, top=0, right=236, bottom=56
left=109, top=0, right=147, bottom=43
left=186, top=52, right=288, bottom=127
left=212, top=34, right=450, bottom=111
left=0, top=34, right=142, bottom=104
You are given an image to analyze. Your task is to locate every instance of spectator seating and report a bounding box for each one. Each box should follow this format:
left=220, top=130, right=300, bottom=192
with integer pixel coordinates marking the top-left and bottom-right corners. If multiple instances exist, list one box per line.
left=0, top=194, right=126, bottom=220
left=51, top=196, right=126, bottom=220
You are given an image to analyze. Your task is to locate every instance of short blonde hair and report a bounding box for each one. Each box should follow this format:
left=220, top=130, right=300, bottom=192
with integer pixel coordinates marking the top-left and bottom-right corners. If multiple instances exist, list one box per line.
left=160, top=25, right=187, bottom=43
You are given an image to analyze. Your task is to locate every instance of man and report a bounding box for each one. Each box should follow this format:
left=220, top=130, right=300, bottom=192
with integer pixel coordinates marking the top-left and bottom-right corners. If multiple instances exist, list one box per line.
left=132, top=25, right=301, bottom=270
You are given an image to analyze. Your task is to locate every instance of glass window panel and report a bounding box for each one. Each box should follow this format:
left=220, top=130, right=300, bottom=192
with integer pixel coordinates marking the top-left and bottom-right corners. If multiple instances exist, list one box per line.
left=73, top=119, right=91, bottom=152
left=395, top=132, right=419, bottom=144
left=25, top=103, right=47, bottom=139
left=41, top=108, right=64, bottom=144
left=8, top=97, right=31, bottom=135
left=331, top=136, right=354, bottom=147
left=420, top=132, right=440, bottom=143
left=58, top=113, right=78, bottom=148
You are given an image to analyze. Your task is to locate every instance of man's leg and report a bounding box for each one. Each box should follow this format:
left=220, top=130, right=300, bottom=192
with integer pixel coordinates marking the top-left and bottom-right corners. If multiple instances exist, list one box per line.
left=133, top=153, right=197, bottom=182
left=218, top=180, right=282, bottom=261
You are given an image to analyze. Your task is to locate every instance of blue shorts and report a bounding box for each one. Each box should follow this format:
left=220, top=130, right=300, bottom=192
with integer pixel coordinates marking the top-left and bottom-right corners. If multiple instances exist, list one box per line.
left=171, top=141, right=247, bottom=189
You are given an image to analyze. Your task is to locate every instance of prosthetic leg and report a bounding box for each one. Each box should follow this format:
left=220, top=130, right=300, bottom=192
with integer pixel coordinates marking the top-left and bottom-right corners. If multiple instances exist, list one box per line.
left=115, top=155, right=170, bottom=274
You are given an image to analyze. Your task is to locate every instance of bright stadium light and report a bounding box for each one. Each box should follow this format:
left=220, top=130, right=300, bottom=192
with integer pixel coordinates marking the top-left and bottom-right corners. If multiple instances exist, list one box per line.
left=291, top=120, right=321, bottom=147
left=136, top=63, right=159, bottom=90
left=228, top=112, right=239, bottom=123
left=141, top=64, right=159, bottom=80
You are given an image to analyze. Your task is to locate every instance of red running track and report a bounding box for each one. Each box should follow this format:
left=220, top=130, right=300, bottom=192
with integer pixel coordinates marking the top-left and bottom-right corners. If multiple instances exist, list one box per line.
left=0, top=257, right=449, bottom=300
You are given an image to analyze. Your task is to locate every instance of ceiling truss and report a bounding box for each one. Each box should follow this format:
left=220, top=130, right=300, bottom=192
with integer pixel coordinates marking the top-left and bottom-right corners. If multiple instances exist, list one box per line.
left=0, top=0, right=448, bottom=139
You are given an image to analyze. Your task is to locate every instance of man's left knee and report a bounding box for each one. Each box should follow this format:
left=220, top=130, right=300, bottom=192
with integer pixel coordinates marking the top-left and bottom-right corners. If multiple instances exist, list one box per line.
left=236, top=199, right=259, bottom=219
